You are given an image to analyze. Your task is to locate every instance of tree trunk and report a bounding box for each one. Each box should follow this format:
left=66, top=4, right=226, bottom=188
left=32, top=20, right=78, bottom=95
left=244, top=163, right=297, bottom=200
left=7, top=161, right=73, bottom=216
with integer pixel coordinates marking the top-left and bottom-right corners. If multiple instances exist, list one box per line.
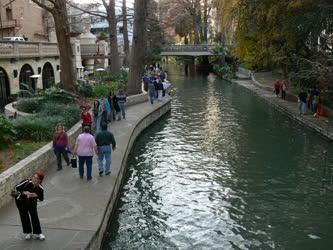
left=122, top=0, right=130, bottom=66
left=107, top=0, right=121, bottom=74
left=203, top=0, right=208, bottom=43
left=53, top=3, right=76, bottom=92
left=127, top=0, right=149, bottom=95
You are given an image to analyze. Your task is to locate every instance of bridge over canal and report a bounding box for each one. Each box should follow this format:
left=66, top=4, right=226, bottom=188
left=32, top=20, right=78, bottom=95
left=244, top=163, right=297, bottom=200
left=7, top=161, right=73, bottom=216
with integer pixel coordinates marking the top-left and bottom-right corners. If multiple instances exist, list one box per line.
left=160, top=44, right=224, bottom=75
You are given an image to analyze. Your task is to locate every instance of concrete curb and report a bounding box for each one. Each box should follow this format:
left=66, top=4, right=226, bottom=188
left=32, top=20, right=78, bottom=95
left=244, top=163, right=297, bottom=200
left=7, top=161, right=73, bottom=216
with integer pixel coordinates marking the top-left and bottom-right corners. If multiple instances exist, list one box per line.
left=87, top=99, right=171, bottom=250
left=231, top=79, right=333, bottom=142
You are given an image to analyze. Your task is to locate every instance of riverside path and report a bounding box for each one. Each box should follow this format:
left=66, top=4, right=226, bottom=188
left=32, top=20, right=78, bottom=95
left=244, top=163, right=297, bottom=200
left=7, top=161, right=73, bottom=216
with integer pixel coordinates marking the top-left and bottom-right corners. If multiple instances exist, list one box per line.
left=0, top=96, right=171, bottom=250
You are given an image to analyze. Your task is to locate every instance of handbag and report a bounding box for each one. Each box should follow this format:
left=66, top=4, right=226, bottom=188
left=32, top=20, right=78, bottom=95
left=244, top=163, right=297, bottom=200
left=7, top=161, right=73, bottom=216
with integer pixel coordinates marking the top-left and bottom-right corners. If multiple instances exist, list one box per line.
left=10, top=190, right=21, bottom=198
left=70, top=156, right=77, bottom=168
left=10, top=180, right=28, bottom=198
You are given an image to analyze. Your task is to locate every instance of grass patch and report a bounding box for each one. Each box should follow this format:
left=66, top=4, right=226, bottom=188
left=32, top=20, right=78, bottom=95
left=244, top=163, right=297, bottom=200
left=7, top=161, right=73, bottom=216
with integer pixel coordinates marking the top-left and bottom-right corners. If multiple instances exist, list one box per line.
left=0, top=140, right=48, bottom=173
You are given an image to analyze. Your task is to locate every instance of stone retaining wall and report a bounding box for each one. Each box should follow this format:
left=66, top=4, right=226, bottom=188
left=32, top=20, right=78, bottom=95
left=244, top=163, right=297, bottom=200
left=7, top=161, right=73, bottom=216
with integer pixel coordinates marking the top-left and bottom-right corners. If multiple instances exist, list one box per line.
left=86, top=100, right=171, bottom=250
left=0, top=93, right=148, bottom=210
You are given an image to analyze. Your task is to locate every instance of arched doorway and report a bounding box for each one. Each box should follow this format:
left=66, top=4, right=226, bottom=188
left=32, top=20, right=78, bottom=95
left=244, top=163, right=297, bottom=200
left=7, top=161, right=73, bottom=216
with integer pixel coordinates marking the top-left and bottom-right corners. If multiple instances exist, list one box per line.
left=0, top=67, right=10, bottom=109
left=42, top=62, right=54, bottom=89
left=19, top=64, right=34, bottom=92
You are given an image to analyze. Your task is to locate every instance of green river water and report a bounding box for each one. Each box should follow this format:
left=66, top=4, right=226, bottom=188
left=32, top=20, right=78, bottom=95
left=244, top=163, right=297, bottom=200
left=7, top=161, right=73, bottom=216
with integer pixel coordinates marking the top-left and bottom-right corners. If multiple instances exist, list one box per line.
left=102, top=69, right=333, bottom=250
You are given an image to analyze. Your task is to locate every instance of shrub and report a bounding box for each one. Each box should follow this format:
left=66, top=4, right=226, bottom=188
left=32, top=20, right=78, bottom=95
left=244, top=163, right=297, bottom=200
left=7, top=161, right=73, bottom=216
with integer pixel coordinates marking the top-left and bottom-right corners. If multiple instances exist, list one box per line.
left=93, top=82, right=123, bottom=98
left=38, top=87, right=77, bottom=103
left=14, top=102, right=80, bottom=141
left=0, top=115, right=16, bottom=149
left=79, top=82, right=93, bottom=97
left=97, top=69, right=128, bottom=83
left=213, top=64, right=235, bottom=80
left=15, top=98, right=44, bottom=113
left=14, top=115, right=63, bottom=141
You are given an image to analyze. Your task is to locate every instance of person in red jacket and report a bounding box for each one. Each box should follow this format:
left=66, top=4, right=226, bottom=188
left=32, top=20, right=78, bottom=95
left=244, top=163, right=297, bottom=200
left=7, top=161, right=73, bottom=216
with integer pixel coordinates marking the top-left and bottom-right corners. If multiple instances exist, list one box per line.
left=52, top=124, right=69, bottom=171
left=80, top=106, right=92, bottom=133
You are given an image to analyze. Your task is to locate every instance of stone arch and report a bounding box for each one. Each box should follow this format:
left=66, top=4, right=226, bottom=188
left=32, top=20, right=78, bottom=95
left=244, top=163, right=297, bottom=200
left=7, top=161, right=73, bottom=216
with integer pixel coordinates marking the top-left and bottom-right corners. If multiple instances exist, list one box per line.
left=19, top=64, right=35, bottom=92
left=0, top=67, right=10, bottom=109
left=42, top=62, right=54, bottom=89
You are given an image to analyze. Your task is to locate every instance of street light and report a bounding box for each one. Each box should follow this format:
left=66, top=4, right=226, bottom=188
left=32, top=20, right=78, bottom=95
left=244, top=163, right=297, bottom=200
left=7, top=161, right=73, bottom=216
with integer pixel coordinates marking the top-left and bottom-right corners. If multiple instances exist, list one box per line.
left=29, top=74, right=41, bottom=92
left=95, top=68, right=105, bottom=83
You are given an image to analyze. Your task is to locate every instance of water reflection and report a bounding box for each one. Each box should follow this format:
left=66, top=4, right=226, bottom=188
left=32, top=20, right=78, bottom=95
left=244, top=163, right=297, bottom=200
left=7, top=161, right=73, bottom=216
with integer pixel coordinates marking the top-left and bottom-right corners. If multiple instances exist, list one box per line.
left=103, top=69, right=333, bottom=250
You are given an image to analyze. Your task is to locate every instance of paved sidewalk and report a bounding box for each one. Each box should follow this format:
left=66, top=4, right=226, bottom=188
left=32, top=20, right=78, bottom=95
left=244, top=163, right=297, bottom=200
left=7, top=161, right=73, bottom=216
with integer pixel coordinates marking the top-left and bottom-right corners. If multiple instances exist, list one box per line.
left=233, top=76, right=333, bottom=141
left=0, top=97, right=171, bottom=250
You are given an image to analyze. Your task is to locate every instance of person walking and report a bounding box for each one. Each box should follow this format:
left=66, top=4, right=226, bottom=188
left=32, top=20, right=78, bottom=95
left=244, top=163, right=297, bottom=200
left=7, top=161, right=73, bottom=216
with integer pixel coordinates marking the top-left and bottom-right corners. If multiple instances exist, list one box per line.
left=116, top=89, right=127, bottom=120
left=80, top=106, right=92, bottom=132
left=107, top=93, right=114, bottom=122
left=273, top=80, right=281, bottom=97
left=281, top=81, right=287, bottom=100
left=95, top=122, right=116, bottom=176
left=112, top=93, right=121, bottom=121
left=103, top=95, right=112, bottom=123
left=73, top=126, right=98, bottom=181
left=52, top=124, right=70, bottom=171
left=14, top=171, right=46, bottom=240
left=148, top=80, right=156, bottom=104
left=298, top=90, right=308, bottom=115
left=93, top=100, right=100, bottom=130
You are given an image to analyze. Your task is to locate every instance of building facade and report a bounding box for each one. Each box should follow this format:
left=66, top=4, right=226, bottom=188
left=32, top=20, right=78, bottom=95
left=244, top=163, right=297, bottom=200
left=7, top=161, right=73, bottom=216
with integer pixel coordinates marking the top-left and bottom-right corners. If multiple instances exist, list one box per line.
left=0, top=0, right=55, bottom=42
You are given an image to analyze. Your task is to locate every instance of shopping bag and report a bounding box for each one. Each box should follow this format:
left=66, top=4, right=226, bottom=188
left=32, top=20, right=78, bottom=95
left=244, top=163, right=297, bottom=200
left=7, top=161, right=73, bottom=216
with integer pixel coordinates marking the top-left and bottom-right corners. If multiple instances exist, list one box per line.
left=70, top=156, right=77, bottom=168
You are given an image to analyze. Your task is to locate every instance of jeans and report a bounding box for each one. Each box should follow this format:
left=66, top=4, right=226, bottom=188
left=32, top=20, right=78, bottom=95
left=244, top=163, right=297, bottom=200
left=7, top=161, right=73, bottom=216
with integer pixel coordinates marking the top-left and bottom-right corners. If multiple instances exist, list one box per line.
left=281, top=90, right=286, bottom=100
left=299, top=102, right=307, bottom=114
left=97, top=145, right=112, bottom=173
left=118, top=102, right=125, bottom=119
left=96, top=116, right=102, bottom=133
left=158, top=90, right=163, bottom=101
left=149, top=90, right=155, bottom=104
left=78, top=156, right=93, bottom=180
left=54, top=147, right=69, bottom=169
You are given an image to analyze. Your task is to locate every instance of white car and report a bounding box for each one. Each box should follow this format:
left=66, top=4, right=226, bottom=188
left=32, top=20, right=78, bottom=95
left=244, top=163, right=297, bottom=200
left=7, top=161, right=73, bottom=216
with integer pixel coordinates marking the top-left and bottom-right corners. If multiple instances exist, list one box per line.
left=2, top=37, right=25, bottom=41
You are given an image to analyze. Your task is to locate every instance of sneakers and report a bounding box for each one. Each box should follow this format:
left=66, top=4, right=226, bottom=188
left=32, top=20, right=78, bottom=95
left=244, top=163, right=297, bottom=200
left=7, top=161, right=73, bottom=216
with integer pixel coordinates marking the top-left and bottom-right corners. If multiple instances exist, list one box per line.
left=25, top=233, right=32, bottom=240
left=38, top=233, right=46, bottom=241
left=105, top=171, right=111, bottom=176
left=99, top=171, right=103, bottom=177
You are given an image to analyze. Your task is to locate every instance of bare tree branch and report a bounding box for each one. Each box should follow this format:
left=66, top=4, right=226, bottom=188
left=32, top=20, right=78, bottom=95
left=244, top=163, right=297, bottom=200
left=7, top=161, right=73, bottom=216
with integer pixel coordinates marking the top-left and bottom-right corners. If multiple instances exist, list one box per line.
left=30, top=0, right=54, bottom=12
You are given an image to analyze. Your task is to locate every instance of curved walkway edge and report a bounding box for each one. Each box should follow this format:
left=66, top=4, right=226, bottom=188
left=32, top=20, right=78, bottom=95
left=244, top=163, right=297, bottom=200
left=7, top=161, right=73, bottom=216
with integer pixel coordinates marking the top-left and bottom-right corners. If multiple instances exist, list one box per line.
left=232, top=76, right=333, bottom=142
left=0, top=96, right=171, bottom=250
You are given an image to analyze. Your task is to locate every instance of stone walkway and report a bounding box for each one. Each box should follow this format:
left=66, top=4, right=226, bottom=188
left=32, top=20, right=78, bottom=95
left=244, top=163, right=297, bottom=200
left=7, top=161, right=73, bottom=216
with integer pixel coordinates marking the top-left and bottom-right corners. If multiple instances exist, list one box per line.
left=0, top=97, right=171, bottom=250
left=233, top=74, right=333, bottom=141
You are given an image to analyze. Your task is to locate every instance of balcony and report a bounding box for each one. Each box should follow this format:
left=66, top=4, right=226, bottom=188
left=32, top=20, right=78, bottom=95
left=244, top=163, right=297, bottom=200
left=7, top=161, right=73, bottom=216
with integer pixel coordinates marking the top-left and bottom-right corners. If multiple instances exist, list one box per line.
left=0, top=19, right=20, bottom=29
left=0, top=41, right=59, bottom=59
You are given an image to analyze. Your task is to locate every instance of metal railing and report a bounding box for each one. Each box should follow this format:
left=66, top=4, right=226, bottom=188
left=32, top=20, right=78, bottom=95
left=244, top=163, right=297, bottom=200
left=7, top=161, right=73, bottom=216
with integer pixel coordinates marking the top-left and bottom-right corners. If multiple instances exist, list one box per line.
left=162, top=44, right=216, bottom=52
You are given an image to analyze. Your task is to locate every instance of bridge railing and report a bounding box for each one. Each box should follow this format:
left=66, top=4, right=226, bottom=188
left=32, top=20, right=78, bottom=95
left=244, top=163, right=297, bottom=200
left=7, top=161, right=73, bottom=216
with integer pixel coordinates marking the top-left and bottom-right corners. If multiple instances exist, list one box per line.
left=162, top=44, right=216, bottom=52
left=0, top=41, right=59, bottom=59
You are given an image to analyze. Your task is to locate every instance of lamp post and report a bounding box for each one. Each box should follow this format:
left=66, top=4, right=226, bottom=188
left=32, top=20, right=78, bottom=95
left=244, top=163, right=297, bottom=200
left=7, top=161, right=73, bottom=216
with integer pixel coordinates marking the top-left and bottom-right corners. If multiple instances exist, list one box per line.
left=29, top=74, right=41, bottom=92
left=96, top=68, right=105, bottom=83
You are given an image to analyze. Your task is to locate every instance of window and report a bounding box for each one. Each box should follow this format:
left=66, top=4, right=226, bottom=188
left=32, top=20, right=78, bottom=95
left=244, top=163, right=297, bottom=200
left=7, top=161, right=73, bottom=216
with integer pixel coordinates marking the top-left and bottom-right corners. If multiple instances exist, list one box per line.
left=6, top=8, right=13, bottom=21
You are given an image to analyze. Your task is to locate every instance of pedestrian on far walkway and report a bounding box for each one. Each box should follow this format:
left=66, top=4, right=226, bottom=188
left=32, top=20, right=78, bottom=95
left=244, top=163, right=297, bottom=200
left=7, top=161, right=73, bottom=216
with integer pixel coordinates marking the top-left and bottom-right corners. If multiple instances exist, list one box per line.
left=298, top=90, right=308, bottom=115
left=73, top=126, right=98, bottom=181
left=281, top=81, right=287, bottom=100
left=273, top=80, right=281, bottom=97
left=14, top=171, right=46, bottom=241
left=116, top=89, right=127, bottom=120
left=52, top=123, right=70, bottom=171
left=95, top=122, right=116, bottom=176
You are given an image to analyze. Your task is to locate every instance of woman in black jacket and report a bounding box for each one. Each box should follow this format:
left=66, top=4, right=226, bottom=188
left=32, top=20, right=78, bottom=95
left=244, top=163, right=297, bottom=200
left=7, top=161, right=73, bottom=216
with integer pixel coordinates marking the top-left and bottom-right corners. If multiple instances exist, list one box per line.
left=14, top=171, right=45, bottom=240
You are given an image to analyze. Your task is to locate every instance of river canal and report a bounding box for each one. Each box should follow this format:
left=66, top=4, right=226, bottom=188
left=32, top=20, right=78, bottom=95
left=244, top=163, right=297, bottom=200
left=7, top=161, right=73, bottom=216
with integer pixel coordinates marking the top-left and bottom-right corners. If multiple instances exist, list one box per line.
left=102, top=69, right=333, bottom=249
